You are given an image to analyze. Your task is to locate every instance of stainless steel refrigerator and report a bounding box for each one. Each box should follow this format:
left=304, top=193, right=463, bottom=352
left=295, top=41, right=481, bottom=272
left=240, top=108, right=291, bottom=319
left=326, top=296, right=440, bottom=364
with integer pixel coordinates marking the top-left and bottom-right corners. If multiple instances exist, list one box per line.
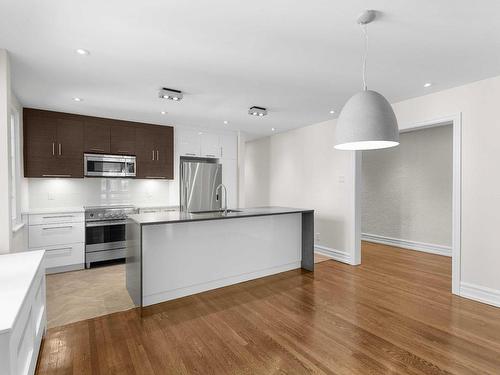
left=180, top=159, right=222, bottom=212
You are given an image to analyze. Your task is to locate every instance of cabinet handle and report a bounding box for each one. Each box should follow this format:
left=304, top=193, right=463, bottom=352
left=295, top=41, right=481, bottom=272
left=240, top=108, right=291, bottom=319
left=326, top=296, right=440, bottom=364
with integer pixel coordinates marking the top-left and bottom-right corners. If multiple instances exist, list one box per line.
left=221, top=146, right=223, bottom=158
left=117, top=150, right=130, bottom=154
left=152, top=150, right=155, bottom=161
left=145, top=176, right=166, bottom=179
left=58, top=143, right=62, bottom=155
left=42, top=174, right=72, bottom=178
left=185, top=153, right=196, bottom=156
left=206, top=154, right=215, bottom=157
left=90, top=148, right=104, bottom=152
left=42, top=215, right=74, bottom=219
left=156, top=150, right=159, bottom=161
left=42, top=225, right=73, bottom=230
left=52, top=142, right=55, bottom=156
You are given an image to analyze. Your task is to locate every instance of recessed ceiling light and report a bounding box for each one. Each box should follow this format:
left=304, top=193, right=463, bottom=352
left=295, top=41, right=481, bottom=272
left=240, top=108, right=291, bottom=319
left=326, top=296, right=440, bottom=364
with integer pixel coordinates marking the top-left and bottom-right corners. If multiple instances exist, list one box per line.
left=271, top=128, right=276, bottom=132
left=423, top=82, right=432, bottom=88
left=73, top=97, right=82, bottom=102
left=329, top=110, right=336, bottom=114
left=76, top=48, right=90, bottom=56
left=198, top=132, right=203, bottom=135
left=161, top=111, right=167, bottom=115
left=223, top=120, right=228, bottom=125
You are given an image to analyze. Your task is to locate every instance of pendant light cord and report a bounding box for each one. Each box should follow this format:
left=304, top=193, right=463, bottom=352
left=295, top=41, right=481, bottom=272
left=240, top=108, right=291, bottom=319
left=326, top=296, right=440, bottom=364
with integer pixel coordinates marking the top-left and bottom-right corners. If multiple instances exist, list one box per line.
left=361, top=23, right=368, bottom=91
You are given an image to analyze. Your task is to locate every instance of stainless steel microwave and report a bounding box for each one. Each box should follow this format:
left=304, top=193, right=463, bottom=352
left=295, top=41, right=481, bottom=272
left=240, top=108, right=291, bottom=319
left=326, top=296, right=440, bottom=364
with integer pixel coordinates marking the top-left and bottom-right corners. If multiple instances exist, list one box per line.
left=84, top=154, right=136, bottom=177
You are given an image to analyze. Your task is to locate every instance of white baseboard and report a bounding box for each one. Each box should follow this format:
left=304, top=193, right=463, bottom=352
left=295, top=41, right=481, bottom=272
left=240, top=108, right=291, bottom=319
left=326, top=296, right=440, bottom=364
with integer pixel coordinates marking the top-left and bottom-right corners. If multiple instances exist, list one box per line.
left=361, top=233, right=452, bottom=257
left=460, top=282, right=500, bottom=308
left=314, top=245, right=354, bottom=265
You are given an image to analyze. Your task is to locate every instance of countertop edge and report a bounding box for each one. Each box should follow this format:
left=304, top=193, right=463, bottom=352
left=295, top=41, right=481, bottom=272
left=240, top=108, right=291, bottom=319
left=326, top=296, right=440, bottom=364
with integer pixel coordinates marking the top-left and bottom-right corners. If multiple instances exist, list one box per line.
left=132, top=208, right=314, bottom=226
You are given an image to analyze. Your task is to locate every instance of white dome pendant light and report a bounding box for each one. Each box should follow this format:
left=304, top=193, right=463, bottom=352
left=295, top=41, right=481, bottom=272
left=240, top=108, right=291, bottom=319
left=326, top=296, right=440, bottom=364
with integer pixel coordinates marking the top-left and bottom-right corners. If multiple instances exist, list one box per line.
left=335, top=10, right=399, bottom=151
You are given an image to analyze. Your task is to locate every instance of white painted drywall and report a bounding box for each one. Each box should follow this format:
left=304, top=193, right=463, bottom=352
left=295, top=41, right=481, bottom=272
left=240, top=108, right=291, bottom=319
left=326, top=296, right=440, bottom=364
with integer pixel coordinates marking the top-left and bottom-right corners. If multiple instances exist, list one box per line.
left=362, top=125, right=453, bottom=246
left=244, top=120, right=357, bottom=261
left=0, top=50, right=12, bottom=253
left=10, top=93, right=29, bottom=252
left=390, top=75, right=500, bottom=293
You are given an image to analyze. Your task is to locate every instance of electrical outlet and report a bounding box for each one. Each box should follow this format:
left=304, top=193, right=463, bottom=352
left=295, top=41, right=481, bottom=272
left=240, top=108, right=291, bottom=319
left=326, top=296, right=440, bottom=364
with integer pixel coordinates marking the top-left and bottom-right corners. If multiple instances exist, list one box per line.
left=338, top=175, right=345, bottom=183
left=47, top=192, right=55, bottom=201
left=315, top=232, right=320, bottom=242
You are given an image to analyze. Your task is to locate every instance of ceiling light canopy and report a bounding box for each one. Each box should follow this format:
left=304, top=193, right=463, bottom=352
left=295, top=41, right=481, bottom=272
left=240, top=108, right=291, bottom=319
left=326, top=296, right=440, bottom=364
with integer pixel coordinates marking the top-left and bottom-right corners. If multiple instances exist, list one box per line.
left=335, top=10, right=399, bottom=151
left=424, top=82, right=432, bottom=88
left=73, top=97, right=82, bottom=102
left=159, top=87, right=183, bottom=101
left=249, top=106, right=267, bottom=117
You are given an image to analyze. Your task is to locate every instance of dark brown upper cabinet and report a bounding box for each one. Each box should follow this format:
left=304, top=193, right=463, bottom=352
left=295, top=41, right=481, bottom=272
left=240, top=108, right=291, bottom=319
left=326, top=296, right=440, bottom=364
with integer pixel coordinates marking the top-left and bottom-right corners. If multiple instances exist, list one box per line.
left=110, top=124, right=136, bottom=155
left=136, top=125, right=173, bottom=179
left=84, top=119, right=111, bottom=154
left=24, top=109, right=84, bottom=178
left=24, top=108, right=174, bottom=179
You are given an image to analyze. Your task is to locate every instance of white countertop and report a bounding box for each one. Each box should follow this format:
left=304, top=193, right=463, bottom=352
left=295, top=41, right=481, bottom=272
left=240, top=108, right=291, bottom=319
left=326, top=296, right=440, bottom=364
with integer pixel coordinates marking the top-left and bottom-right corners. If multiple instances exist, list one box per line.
left=23, top=207, right=84, bottom=215
left=0, top=250, right=45, bottom=334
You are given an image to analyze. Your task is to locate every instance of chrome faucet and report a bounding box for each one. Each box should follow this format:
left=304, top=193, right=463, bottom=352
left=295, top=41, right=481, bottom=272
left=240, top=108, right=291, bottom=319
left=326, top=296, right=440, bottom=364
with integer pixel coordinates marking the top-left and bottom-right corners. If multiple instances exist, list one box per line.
left=215, top=184, right=228, bottom=215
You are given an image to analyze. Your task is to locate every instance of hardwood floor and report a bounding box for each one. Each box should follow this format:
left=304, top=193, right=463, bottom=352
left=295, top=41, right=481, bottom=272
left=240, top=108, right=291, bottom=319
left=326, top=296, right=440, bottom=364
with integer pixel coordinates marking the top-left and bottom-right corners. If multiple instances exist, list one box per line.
left=36, top=242, right=500, bottom=374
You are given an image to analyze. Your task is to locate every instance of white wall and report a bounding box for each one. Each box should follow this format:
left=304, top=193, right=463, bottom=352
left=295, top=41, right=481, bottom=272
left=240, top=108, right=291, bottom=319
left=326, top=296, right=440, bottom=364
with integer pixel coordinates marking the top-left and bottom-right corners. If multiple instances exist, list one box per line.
left=244, top=119, right=358, bottom=264
left=362, top=125, right=453, bottom=247
left=0, top=50, right=12, bottom=253
left=389, top=75, right=500, bottom=298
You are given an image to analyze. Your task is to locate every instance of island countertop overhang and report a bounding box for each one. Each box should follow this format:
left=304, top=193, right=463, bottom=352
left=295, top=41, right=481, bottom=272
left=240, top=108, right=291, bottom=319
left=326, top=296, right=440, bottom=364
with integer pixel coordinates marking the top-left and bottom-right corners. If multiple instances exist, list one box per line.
left=127, top=206, right=314, bottom=225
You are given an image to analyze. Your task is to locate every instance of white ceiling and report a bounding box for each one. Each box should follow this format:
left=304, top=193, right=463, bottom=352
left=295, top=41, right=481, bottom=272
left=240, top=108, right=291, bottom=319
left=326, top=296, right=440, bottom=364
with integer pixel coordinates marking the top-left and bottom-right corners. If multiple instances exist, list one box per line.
left=2, top=0, right=500, bottom=139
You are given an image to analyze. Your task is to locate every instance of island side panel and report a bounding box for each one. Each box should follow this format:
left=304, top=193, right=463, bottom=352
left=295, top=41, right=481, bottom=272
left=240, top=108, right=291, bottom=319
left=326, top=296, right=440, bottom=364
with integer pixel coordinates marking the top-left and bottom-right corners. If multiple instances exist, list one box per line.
left=301, top=211, right=314, bottom=271
left=141, top=213, right=302, bottom=306
left=126, top=220, right=142, bottom=307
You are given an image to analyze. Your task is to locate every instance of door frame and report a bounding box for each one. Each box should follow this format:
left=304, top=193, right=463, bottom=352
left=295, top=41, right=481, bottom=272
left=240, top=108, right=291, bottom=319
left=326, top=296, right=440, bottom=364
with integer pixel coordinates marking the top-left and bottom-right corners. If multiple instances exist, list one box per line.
left=353, top=113, right=462, bottom=295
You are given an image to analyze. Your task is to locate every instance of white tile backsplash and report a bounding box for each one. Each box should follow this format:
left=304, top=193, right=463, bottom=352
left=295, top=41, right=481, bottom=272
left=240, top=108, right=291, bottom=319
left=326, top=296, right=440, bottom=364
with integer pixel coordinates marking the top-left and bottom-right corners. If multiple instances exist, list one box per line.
left=28, top=178, right=176, bottom=209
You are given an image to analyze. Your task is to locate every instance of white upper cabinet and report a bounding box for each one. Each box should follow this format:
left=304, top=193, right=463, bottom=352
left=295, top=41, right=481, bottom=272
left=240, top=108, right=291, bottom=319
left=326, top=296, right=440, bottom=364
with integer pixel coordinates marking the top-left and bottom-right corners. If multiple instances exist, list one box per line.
left=177, top=129, right=201, bottom=157
left=176, top=128, right=237, bottom=160
left=219, top=134, right=237, bottom=160
left=200, top=133, right=221, bottom=158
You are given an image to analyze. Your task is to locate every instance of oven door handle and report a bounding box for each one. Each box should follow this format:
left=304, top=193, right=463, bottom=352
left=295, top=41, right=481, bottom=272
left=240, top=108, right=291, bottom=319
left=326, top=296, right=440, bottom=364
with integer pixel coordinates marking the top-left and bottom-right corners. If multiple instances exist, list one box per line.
left=85, top=220, right=129, bottom=227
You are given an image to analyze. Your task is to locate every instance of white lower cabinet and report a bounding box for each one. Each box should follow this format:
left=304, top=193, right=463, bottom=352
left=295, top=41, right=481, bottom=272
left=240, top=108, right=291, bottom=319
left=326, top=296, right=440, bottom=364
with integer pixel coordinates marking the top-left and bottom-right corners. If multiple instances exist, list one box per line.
left=43, top=243, right=85, bottom=271
left=28, top=211, right=85, bottom=274
left=0, top=251, right=46, bottom=375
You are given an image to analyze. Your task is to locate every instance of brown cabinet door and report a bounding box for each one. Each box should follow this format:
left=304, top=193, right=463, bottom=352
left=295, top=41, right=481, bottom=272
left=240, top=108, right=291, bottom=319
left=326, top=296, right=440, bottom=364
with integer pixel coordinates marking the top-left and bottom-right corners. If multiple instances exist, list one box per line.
left=135, top=126, right=157, bottom=162
left=56, top=118, right=84, bottom=177
left=23, top=112, right=58, bottom=177
left=110, top=124, right=136, bottom=155
left=84, top=120, right=110, bottom=154
left=156, top=126, right=174, bottom=179
left=136, top=125, right=173, bottom=179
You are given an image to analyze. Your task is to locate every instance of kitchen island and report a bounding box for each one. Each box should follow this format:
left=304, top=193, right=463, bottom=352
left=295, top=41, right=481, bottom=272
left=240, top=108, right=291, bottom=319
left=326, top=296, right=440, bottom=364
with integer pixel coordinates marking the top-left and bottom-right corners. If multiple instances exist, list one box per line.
left=126, top=207, right=314, bottom=307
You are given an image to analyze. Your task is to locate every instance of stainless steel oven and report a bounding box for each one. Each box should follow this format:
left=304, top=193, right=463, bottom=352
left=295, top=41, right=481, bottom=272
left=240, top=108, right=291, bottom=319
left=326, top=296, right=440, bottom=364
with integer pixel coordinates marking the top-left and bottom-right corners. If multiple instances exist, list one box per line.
left=84, top=154, right=136, bottom=177
left=84, top=205, right=137, bottom=268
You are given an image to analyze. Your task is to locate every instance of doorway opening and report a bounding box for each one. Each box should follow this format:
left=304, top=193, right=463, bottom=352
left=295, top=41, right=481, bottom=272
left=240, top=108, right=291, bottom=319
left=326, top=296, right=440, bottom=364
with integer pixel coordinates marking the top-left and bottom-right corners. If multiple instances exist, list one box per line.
left=353, top=114, right=462, bottom=294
